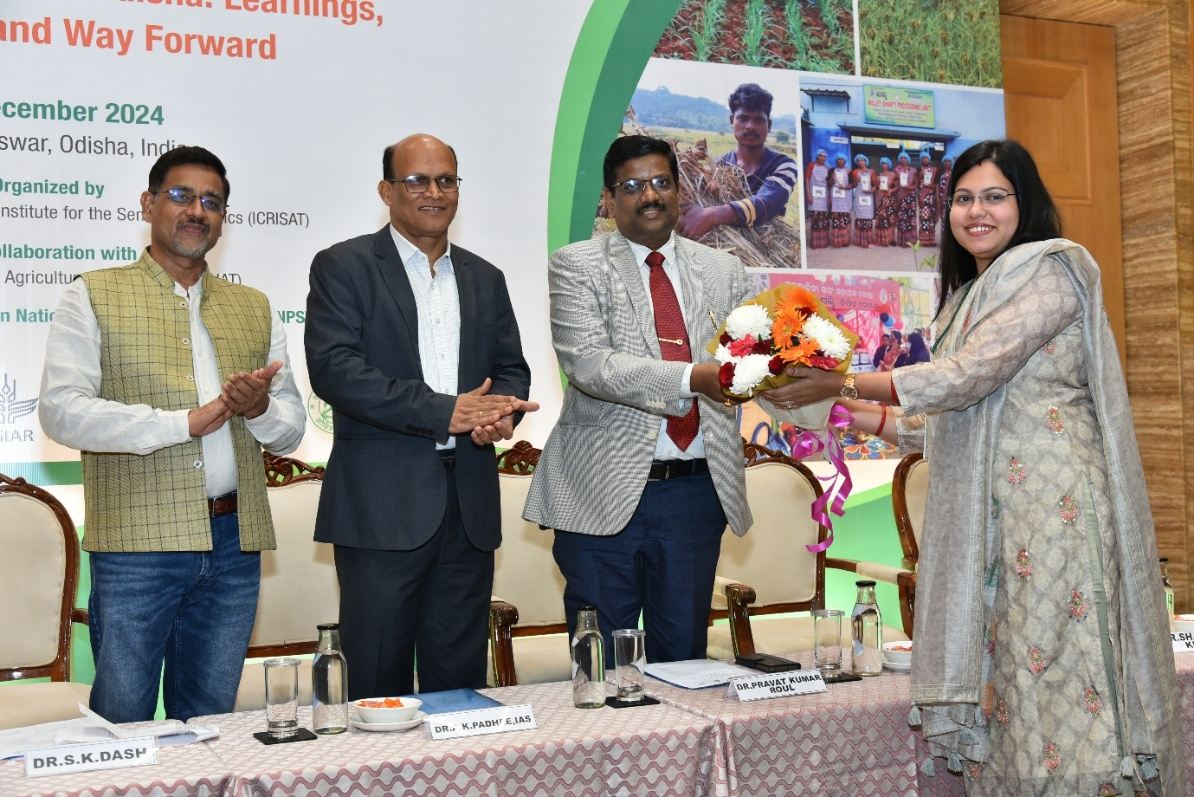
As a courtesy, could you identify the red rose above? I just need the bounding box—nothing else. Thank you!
[718,362,735,388]
[768,356,785,375]
[719,332,732,346]
[752,338,773,355]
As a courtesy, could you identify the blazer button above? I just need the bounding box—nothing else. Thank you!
[193,460,203,469]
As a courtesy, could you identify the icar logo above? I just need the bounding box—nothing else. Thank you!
[0,372,38,442]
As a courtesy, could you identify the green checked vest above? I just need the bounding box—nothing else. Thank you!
[79,251,276,552]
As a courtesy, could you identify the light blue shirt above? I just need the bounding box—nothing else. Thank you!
[390,226,460,449]
[626,234,705,460]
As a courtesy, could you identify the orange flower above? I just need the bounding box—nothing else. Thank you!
[772,306,806,344]
[777,336,819,364]
[774,284,818,317]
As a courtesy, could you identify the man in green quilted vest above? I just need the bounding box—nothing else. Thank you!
[39,146,306,722]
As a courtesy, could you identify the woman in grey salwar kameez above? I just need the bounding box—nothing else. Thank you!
[763,140,1183,795]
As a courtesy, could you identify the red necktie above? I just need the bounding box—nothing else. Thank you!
[646,250,699,451]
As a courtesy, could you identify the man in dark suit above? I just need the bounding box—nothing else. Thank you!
[305,134,535,698]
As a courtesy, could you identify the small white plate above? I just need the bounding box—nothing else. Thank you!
[882,660,911,672]
[350,710,427,732]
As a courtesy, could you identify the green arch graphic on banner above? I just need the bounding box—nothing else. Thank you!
[546,0,682,254]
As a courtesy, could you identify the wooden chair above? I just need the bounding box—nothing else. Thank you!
[487,441,571,687]
[707,444,910,662]
[0,473,91,729]
[233,454,335,710]
[888,452,929,634]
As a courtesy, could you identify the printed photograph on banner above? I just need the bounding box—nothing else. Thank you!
[601,57,802,269]
[857,0,1002,88]
[654,0,855,75]
[737,270,939,459]
[800,75,1005,273]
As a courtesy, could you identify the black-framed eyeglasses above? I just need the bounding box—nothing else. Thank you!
[386,174,463,194]
[153,186,226,213]
[609,174,676,197]
[947,191,1016,209]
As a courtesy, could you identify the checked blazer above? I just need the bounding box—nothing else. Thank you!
[523,231,754,538]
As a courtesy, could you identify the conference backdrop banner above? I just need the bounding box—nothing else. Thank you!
[1,0,1003,507]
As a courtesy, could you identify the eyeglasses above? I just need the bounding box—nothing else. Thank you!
[153,186,226,213]
[948,191,1016,209]
[609,175,676,197]
[387,174,463,194]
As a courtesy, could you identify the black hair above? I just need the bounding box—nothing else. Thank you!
[382,139,458,181]
[147,146,229,201]
[602,135,679,189]
[936,139,1062,316]
[908,331,929,359]
[728,83,773,118]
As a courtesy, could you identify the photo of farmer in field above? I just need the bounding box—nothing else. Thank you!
[600,58,803,270]
[655,0,855,75]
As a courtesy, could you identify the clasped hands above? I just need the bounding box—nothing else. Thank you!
[690,362,844,410]
[451,378,540,446]
[188,360,284,437]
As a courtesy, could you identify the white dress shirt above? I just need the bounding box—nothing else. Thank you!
[625,234,706,460]
[39,271,306,497]
[389,226,461,449]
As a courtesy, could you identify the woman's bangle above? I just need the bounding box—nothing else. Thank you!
[875,404,888,437]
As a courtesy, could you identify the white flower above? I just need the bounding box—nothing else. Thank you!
[714,344,734,365]
[802,315,850,360]
[730,353,773,395]
[724,304,771,340]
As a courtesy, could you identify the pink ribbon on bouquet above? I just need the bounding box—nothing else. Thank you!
[788,404,854,553]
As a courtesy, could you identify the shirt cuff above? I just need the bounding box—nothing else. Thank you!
[679,363,696,398]
[167,409,193,443]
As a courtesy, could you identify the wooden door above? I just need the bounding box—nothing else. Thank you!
[999,15,1125,356]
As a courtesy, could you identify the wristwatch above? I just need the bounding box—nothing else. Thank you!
[840,373,858,400]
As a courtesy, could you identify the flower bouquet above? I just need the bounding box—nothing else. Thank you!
[707,284,857,400]
[706,284,859,551]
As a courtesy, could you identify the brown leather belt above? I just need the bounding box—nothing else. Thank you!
[207,492,238,517]
[647,459,709,481]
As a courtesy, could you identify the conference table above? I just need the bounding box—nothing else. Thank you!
[5,653,1193,796]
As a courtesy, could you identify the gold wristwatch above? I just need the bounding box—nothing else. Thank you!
[840,373,858,400]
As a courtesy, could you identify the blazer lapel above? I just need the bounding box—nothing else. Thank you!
[608,232,661,357]
[454,247,478,385]
[371,227,422,367]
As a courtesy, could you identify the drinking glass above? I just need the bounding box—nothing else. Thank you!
[812,609,843,674]
[263,657,300,739]
[612,629,646,702]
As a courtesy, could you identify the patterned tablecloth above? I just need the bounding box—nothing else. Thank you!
[644,655,963,797]
[3,654,1191,796]
[0,723,232,797]
[204,681,727,797]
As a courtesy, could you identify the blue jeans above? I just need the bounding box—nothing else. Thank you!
[552,470,727,663]
[88,513,260,722]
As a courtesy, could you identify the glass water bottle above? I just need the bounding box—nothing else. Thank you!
[571,606,606,708]
[851,580,883,677]
[312,622,349,734]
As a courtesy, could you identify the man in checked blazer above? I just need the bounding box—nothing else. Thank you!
[306,134,536,698]
[524,135,754,663]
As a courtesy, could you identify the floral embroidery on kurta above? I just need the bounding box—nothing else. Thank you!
[1007,457,1025,485]
[1083,685,1103,716]
[1042,741,1060,770]
[1042,341,1056,354]
[1058,494,1079,524]
[1014,549,1033,578]
[995,697,1009,727]
[1046,406,1064,434]
[1027,646,1047,675]
[1069,589,1089,621]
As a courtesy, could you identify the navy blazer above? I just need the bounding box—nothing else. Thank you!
[305,227,530,551]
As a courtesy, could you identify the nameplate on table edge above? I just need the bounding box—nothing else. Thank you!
[425,705,536,740]
[1172,631,1194,654]
[728,670,827,701]
[25,736,157,778]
